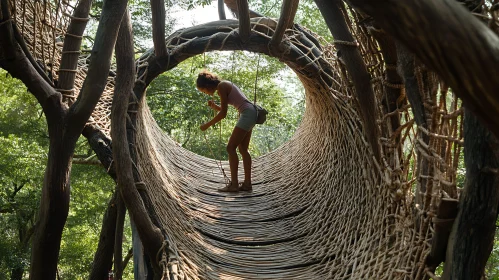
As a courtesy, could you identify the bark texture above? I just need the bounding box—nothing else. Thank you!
[443,109,499,279]
[236,0,251,42]
[150,0,167,57]
[89,194,117,280]
[314,0,381,161]
[111,9,164,278]
[270,0,299,51]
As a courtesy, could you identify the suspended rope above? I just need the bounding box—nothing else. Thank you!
[253,53,261,104]
[202,131,229,183]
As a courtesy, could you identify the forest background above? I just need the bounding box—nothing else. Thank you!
[0,0,498,279]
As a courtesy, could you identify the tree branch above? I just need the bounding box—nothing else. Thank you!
[122,248,133,271]
[0,0,16,59]
[114,192,126,280]
[58,0,92,103]
[314,0,381,161]
[236,0,251,42]
[270,0,299,51]
[66,0,128,140]
[82,124,116,179]
[218,0,226,20]
[12,24,54,87]
[0,1,63,121]
[223,0,263,17]
[150,0,167,57]
[111,8,164,278]
[89,193,117,280]
[72,158,102,165]
[443,109,499,279]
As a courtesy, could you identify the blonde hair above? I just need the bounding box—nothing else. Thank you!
[196,70,221,89]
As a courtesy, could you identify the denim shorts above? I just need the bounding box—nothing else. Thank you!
[236,107,257,131]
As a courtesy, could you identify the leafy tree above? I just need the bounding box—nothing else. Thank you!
[0,70,132,279]
[0,71,46,279]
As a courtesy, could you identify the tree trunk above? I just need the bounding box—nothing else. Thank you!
[112,9,164,278]
[0,6,71,278]
[150,0,167,57]
[30,121,74,279]
[114,193,126,279]
[11,267,23,280]
[218,0,226,20]
[89,193,117,280]
[314,0,380,161]
[443,108,499,279]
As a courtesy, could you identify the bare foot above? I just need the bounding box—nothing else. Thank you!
[218,181,239,192]
[239,182,252,192]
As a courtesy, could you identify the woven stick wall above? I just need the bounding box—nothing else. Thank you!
[129,18,462,279]
[9,1,464,279]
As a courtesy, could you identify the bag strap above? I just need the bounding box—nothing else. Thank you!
[253,54,261,105]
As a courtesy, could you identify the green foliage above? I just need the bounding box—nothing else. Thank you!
[177,0,212,10]
[486,224,499,279]
[0,71,46,278]
[247,0,333,41]
[88,0,176,51]
[0,70,129,278]
[58,164,118,279]
[295,0,333,41]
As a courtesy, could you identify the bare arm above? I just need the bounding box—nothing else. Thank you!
[201,81,231,130]
[208,100,221,111]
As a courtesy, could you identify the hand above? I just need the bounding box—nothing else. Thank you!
[207,100,214,108]
[200,123,210,131]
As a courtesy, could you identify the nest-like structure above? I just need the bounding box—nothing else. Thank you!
[10,1,465,279]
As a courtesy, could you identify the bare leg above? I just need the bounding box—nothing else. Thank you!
[219,126,248,192]
[238,129,253,191]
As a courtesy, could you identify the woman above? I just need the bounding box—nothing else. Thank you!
[197,70,256,192]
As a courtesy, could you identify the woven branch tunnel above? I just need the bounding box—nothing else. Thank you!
[130,19,438,279]
[5,1,467,279]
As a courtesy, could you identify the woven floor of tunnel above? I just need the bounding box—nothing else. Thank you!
[9,1,465,279]
[136,93,417,279]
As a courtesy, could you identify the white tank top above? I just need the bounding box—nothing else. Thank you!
[226,83,253,113]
